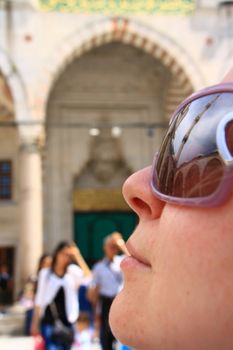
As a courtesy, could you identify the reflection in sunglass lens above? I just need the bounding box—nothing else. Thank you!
[225,121,233,156]
[153,92,233,198]
[183,163,200,197]
[201,157,224,196]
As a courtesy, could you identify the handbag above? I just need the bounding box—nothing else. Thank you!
[50,301,74,346]
[34,335,45,350]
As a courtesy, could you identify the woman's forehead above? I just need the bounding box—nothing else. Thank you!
[222,68,233,83]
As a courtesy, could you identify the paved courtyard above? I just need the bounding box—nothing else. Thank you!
[0,336,102,350]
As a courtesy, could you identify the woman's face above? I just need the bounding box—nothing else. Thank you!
[109,166,233,350]
[56,247,71,268]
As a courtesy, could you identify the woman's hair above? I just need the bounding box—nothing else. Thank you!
[37,253,51,274]
[51,240,73,272]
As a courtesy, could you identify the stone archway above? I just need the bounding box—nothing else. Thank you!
[43,40,173,246]
[41,17,206,249]
[34,17,205,123]
[0,48,29,125]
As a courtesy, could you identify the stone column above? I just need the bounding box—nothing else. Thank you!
[19,138,43,283]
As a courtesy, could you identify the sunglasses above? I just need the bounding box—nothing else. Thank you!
[151,82,233,207]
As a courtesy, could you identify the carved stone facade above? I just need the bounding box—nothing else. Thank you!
[0,0,233,291]
[44,43,170,245]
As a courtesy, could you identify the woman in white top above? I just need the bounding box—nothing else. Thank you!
[31,241,91,350]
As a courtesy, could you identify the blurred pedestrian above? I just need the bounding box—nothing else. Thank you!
[20,253,52,335]
[74,311,95,349]
[0,263,12,313]
[31,241,91,350]
[87,232,128,350]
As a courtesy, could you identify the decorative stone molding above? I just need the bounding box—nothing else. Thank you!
[73,188,129,211]
[87,125,127,184]
[39,0,195,14]
[34,17,205,122]
[19,134,45,154]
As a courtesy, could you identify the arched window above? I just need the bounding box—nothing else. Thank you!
[201,157,223,196]
[173,172,183,197]
[184,164,200,197]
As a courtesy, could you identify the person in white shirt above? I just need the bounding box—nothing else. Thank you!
[74,311,95,350]
[31,240,91,350]
[88,232,128,350]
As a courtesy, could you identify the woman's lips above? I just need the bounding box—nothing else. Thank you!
[120,256,151,271]
[120,241,152,270]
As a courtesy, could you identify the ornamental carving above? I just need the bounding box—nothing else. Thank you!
[39,0,194,14]
[87,123,129,184]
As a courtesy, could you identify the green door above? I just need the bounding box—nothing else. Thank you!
[74,211,138,266]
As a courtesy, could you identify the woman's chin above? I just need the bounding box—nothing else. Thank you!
[109,293,128,343]
[110,280,153,350]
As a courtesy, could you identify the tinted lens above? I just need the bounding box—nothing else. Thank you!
[153,92,233,198]
[225,120,233,156]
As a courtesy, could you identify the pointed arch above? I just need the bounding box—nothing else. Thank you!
[34,17,205,122]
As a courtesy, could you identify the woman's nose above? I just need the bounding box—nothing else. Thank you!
[122,166,165,220]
